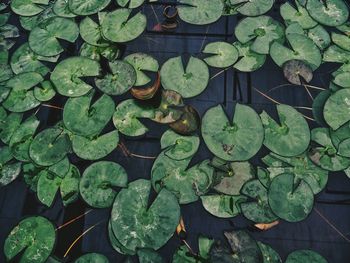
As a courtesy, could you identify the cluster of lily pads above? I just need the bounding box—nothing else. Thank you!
[1,0,350,262]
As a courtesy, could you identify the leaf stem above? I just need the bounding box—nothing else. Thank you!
[56,209,93,231]
[118,142,156,160]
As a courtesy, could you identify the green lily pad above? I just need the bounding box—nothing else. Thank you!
[201,194,246,218]
[9,115,40,162]
[29,127,71,166]
[306,0,349,27]
[280,1,317,29]
[203,41,239,68]
[232,41,266,72]
[37,165,80,207]
[11,43,58,76]
[178,0,223,25]
[0,49,13,83]
[4,216,55,263]
[117,0,145,9]
[307,25,331,51]
[257,242,282,263]
[323,88,350,130]
[333,66,350,88]
[101,8,146,43]
[161,56,209,98]
[323,45,350,64]
[285,250,328,263]
[110,179,180,252]
[124,53,159,86]
[173,236,213,263]
[0,146,22,187]
[268,173,314,222]
[113,99,155,137]
[0,23,19,50]
[53,0,76,18]
[29,17,79,57]
[63,91,115,137]
[19,4,56,31]
[160,129,199,161]
[260,104,310,157]
[80,42,120,62]
[313,90,331,126]
[74,253,109,263]
[212,160,256,195]
[72,130,119,160]
[309,128,350,171]
[270,33,322,70]
[80,161,128,208]
[11,0,49,16]
[95,60,136,95]
[108,220,135,255]
[0,111,23,144]
[229,0,274,16]
[264,152,328,194]
[51,56,101,97]
[330,124,350,157]
[138,249,164,263]
[283,60,313,85]
[80,16,109,47]
[48,157,70,179]
[240,179,278,223]
[152,152,214,204]
[0,13,10,26]
[68,0,110,15]
[153,90,184,124]
[332,32,350,52]
[235,16,285,55]
[34,80,56,102]
[202,104,264,161]
[2,72,43,112]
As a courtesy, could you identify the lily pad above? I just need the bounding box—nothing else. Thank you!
[0,49,13,83]
[0,146,22,187]
[323,88,350,130]
[95,60,136,95]
[80,42,120,62]
[53,0,76,18]
[68,0,110,15]
[29,127,71,166]
[11,0,49,16]
[160,56,209,98]
[0,111,23,144]
[178,0,224,25]
[117,0,145,9]
[2,72,43,112]
[29,17,79,57]
[280,1,317,29]
[113,99,154,137]
[313,90,331,126]
[51,56,101,97]
[0,24,19,50]
[203,41,239,68]
[227,0,274,16]
[323,45,350,64]
[260,104,310,157]
[124,53,159,87]
[233,41,266,72]
[169,105,201,135]
[332,32,350,52]
[306,0,349,27]
[63,91,115,137]
[268,173,314,222]
[10,43,58,76]
[34,80,56,102]
[307,25,331,51]
[4,216,55,263]
[201,195,246,218]
[202,104,264,161]
[37,165,80,207]
[110,179,180,252]
[80,161,128,208]
[160,129,200,161]
[72,130,119,160]
[153,90,184,124]
[9,115,40,162]
[235,16,285,55]
[75,254,109,263]
[270,33,322,70]
[212,160,256,195]
[137,249,164,263]
[285,250,328,263]
[330,124,350,157]
[283,60,313,85]
[80,16,109,47]
[257,242,282,263]
[19,5,56,31]
[101,8,146,43]
[240,179,278,223]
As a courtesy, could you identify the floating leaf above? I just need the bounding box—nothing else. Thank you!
[235,16,285,55]
[0,146,22,187]
[117,0,145,9]
[260,104,310,157]
[228,0,274,16]
[74,253,110,263]
[202,104,264,161]
[285,250,328,263]
[203,41,239,68]
[79,42,120,62]
[68,0,110,15]
[268,173,314,222]
[34,80,56,102]
[257,242,282,263]
[110,179,180,253]
[201,195,246,218]
[4,216,55,263]
[280,1,317,29]
[80,161,127,208]
[153,90,183,124]
[283,60,313,85]
[53,0,76,18]
[169,105,200,135]
[79,16,109,47]
[178,0,224,25]
[160,56,209,98]
[11,0,50,16]
[233,41,266,72]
